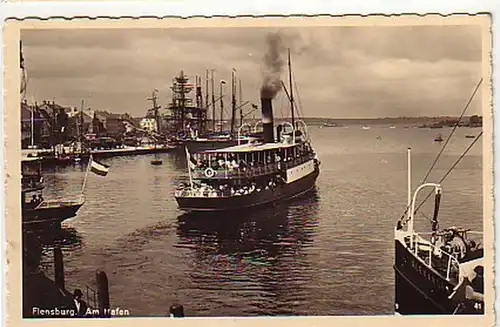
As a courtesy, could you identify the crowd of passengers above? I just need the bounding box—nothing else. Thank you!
[194,144,315,172]
[175,175,286,198]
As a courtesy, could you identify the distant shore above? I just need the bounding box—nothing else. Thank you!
[227,116,483,127]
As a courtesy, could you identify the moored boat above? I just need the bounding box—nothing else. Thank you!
[22,157,84,230]
[394,148,483,314]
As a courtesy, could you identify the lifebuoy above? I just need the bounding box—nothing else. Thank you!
[204,168,215,178]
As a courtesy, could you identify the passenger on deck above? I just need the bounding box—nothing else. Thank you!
[471,266,484,293]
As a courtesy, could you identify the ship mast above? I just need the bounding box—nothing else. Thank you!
[80,99,84,143]
[239,78,243,127]
[211,70,216,132]
[288,48,295,128]
[148,89,160,135]
[230,69,237,136]
[205,69,209,131]
[219,80,225,133]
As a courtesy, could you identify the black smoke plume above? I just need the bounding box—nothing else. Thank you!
[260,32,286,99]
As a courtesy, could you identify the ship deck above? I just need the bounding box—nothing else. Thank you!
[201,141,298,153]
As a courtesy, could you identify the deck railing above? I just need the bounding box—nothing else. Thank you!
[409,234,461,282]
[192,155,315,180]
[85,285,98,309]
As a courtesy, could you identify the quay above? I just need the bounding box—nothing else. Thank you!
[23,226,111,318]
[22,144,177,165]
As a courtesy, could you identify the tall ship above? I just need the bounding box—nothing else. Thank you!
[394,79,484,315]
[165,70,259,153]
[174,48,320,212]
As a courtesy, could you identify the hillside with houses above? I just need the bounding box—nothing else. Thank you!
[20,99,164,150]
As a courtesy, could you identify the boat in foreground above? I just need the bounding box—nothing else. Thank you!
[22,157,85,230]
[394,148,483,315]
[175,48,320,212]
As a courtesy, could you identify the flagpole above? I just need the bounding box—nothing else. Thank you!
[185,147,194,190]
[81,154,93,196]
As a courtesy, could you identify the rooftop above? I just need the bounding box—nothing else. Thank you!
[202,141,298,154]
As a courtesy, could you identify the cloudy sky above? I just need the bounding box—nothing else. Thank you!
[21,25,483,119]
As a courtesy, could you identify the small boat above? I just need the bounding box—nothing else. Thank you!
[362,125,371,130]
[22,157,84,229]
[394,148,483,314]
[150,157,163,165]
[434,134,443,142]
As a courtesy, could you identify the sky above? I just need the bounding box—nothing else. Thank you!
[21,25,483,119]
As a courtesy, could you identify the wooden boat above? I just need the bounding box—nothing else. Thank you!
[434,134,443,142]
[22,157,84,230]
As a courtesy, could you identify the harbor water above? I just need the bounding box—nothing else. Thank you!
[40,126,483,316]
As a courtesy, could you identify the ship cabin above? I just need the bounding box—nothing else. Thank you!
[180,134,316,199]
[194,140,313,178]
[21,157,45,209]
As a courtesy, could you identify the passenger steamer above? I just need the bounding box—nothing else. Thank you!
[394,148,484,315]
[175,50,320,212]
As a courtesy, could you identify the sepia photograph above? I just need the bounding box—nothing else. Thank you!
[3,14,493,324]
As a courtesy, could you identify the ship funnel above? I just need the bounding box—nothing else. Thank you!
[261,97,274,143]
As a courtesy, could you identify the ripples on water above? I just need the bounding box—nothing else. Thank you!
[39,126,484,316]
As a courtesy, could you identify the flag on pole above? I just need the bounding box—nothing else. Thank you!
[90,157,110,177]
[184,146,197,170]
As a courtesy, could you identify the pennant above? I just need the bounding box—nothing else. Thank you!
[90,158,109,177]
[184,147,197,170]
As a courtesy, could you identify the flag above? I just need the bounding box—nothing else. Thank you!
[184,146,197,170]
[90,158,109,177]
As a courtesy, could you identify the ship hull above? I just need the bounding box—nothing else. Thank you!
[182,139,239,153]
[23,202,83,227]
[176,167,319,212]
[394,239,482,315]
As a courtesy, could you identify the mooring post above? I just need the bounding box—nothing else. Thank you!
[169,304,185,317]
[96,270,110,317]
[53,246,65,290]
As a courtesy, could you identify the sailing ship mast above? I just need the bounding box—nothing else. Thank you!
[211,70,216,132]
[219,80,225,133]
[239,78,243,127]
[230,69,237,136]
[30,100,35,147]
[205,69,210,130]
[147,89,161,139]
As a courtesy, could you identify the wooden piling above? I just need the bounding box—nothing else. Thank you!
[53,246,65,290]
[96,270,110,317]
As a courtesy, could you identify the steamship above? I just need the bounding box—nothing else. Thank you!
[394,147,484,315]
[174,49,320,212]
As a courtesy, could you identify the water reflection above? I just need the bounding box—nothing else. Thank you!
[175,189,321,315]
[24,226,83,273]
